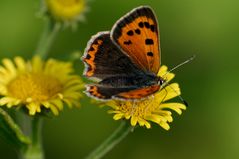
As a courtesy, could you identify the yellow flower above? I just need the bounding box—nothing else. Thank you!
[105,65,186,130]
[0,56,84,116]
[44,0,89,24]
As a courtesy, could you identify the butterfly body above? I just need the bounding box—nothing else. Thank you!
[82,6,164,100]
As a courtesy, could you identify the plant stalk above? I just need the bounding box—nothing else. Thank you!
[19,117,44,159]
[85,121,133,159]
[34,18,61,59]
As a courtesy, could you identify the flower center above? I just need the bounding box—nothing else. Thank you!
[7,73,63,102]
[56,0,83,6]
[119,99,156,117]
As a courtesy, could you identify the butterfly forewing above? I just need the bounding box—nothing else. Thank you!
[82,32,142,80]
[111,6,160,74]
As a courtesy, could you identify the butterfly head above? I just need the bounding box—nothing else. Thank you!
[157,76,165,86]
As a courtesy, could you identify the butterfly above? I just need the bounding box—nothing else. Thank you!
[82,6,165,100]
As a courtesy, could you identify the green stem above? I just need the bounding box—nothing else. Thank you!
[34,18,61,59]
[19,117,44,159]
[31,117,43,148]
[85,121,133,159]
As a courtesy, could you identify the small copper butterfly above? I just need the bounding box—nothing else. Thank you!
[82,6,165,100]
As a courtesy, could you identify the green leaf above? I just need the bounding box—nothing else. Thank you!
[0,108,31,149]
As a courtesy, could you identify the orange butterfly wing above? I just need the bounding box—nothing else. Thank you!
[111,6,160,74]
[115,85,160,99]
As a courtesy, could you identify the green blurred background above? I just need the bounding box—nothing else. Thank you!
[0,0,239,158]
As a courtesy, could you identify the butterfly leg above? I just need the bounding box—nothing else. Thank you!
[160,87,168,105]
[144,95,154,113]
[130,100,137,116]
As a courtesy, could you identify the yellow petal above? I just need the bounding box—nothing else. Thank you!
[0,85,7,95]
[108,110,121,114]
[164,114,173,122]
[159,121,170,130]
[164,73,175,83]
[113,113,124,120]
[63,92,82,99]
[138,118,145,126]
[49,105,59,115]
[57,93,64,99]
[156,83,181,102]
[41,101,50,108]
[36,103,41,113]
[125,113,131,120]
[144,121,151,129]
[50,99,64,110]
[157,65,175,82]
[160,103,186,115]
[138,118,151,128]
[0,97,17,106]
[155,110,172,116]
[106,100,119,109]
[64,84,84,92]
[2,58,16,75]
[14,56,26,72]
[62,98,73,108]
[6,99,20,107]
[145,114,161,124]
[27,103,38,115]
[157,65,168,76]
[64,78,84,88]
[130,116,138,126]
[0,66,8,75]
[32,56,43,72]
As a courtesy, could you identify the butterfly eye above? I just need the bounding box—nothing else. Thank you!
[159,79,164,85]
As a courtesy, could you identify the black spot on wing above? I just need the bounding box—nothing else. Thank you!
[124,40,132,45]
[135,29,141,34]
[138,22,144,28]
[150,25,155,32]
[147,52,154,57]
[87,66,93,71]
[145,39,154,45]
[127,30,134,36]
[85,54,91,59]
[89,47,95,51]
[89,90,94,94]
[144,22,150,28]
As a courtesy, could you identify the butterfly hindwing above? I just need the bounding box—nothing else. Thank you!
[85,84,160,100]
[114,85,160,99]
[82,32,142,80]
[85,85,136,100]
[111,6,160,74]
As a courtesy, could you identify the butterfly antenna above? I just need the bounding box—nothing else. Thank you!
[163,82,189,107]
[162,55,196,79]
[160,55,195,106]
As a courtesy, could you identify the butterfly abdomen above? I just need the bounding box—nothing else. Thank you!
[99,74,158,88]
